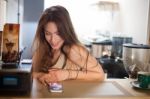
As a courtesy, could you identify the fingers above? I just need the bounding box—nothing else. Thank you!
[48,71,58,82]
[38,73,58,86]
[38,75,47,86]
[38,74,51,85]
[48,69,69,81]
[37,69,63,86]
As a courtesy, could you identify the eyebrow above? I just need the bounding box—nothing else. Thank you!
[44,30,51,33]
[44,30,59,34]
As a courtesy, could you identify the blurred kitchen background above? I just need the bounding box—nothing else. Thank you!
[0,0,150,78]
[0,0,150,58]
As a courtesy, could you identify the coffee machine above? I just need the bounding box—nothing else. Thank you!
[0,24,32,94]
[98,37,132,78]
[123,43,150,78]
[91,40,112,59]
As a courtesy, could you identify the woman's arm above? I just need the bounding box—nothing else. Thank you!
[32,45,104,84]
[44,45,104,82]
[48,68,104,81]
[67,45,105,81]
[46,45,104,82]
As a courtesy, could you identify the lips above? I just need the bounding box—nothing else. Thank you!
[52,44,58,48]
[50,42,59,49]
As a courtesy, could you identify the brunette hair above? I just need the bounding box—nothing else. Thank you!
[32,5,89,72]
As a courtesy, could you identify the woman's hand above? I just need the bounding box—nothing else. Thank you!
[38,69,69,85]
[48,69,69,81]
[38,73,57,86]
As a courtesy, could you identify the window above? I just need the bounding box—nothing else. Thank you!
[44,0,120,42]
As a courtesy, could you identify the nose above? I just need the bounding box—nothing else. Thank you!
[50,34,55,43]
[52,35,55,42]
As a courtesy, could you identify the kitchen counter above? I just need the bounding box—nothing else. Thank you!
[0,78,149,99]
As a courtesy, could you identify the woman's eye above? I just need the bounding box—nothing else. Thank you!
[45,31,51,35]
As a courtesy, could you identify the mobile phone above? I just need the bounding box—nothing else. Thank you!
[48,83,63,93]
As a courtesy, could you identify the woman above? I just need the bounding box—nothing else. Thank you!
[32,5,104,85]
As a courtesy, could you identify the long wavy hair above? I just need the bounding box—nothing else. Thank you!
[32,5,90,72]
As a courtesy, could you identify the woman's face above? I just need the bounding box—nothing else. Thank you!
[44,22,64,50]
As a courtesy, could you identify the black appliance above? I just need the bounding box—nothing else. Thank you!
[99,37,132,78]
[0,63,32,94]
[100,57,128,78]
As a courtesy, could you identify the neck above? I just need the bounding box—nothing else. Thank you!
[51,49,62,66]
[53,49,60,54]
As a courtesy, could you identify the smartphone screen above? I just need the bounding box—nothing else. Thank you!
[48,83,63,93]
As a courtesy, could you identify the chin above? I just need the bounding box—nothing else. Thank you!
[51,43,63,50]
[52,46,60,50]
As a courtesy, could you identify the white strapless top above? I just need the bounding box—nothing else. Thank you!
[52,53,65,69]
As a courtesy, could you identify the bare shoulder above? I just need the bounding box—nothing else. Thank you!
[67,44,91,64]
[69,44,88,57]
[67,44,101,70]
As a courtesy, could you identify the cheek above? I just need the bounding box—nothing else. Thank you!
[45,34,54,40]
[57,37,64,48]
[56,36,64,43]
[45,36,50,42]
[60,36,64,42]
[60,39,64,46]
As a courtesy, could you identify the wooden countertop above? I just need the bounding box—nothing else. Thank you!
[0,78,150,99]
